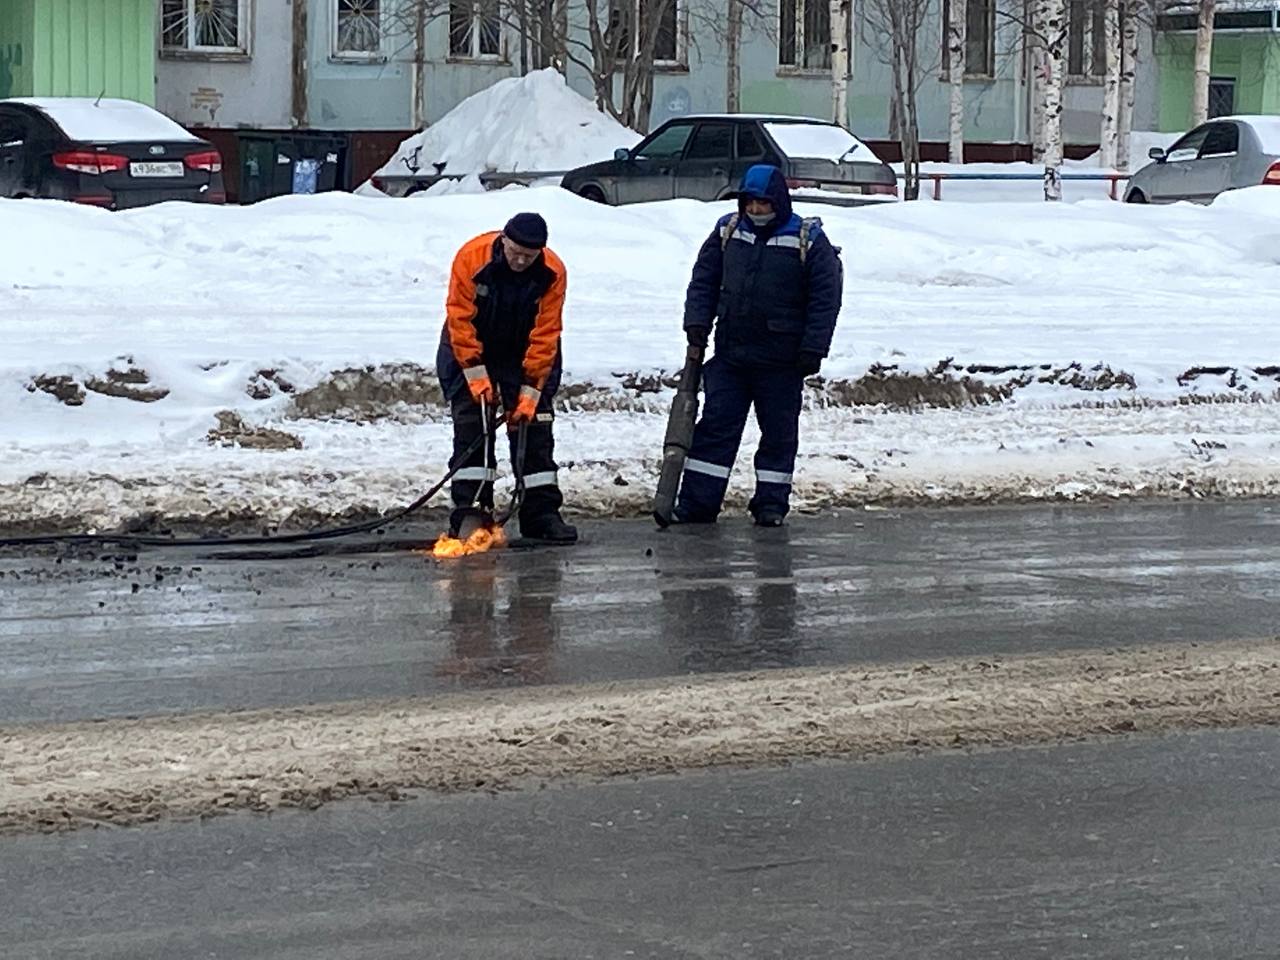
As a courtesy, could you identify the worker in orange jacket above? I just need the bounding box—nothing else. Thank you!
[436,213,577,543]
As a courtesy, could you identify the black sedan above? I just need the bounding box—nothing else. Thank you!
[0,97,225,209]
[561,114,898,206]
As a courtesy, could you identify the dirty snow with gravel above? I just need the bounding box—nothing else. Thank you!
[5,638,1279,834]
[2,181,1279,530]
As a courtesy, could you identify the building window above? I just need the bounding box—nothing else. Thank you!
[161,0,250,54]
[1157,8,1275,31]
[449,0,503,59]
[335,0,382,59]
[1208,77,1236,118]
[1067,0,1107,79]
[779,0,831,71]
[608,0,686,67]
[648,0,682,64]
[941,0,995,78]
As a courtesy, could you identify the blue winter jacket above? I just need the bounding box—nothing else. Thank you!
[682,164,842,367]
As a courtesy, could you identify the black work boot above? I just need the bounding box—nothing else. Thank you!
[520,512,578,544]
[449,506,492,539]
[753,510,785,528]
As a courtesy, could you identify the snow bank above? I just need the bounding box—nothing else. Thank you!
[1,188,1279,528]
[5,188,1278,386]
[372,69,641,182]
[1212,184,1280,215]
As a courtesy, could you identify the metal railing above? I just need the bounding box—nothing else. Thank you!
[902,171,1132,201]
[372,170,573,196]
[373,169,1133,201]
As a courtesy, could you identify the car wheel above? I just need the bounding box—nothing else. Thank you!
[579,185,607,204]
[1126,190,1148,204]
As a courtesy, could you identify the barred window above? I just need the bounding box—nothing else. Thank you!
[336,0,382,58]
[779,0,831,70]
[161,0,249,54]
[450,0,503,59]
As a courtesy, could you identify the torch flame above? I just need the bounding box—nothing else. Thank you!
[431,524,507,559]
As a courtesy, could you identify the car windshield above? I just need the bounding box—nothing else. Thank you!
[763,122,867,162]
[5,97,198,142]
[634,123,695,160]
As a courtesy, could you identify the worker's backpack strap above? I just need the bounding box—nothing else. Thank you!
[799,217,818,265]
[719,213,742,252]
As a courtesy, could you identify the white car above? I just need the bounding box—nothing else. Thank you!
[1125,115,1280,204]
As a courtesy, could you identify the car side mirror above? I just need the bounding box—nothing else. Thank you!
[614,147,631,162]
[1149,147,1167,163]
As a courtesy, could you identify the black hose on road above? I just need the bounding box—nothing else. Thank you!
[0,415,509,551]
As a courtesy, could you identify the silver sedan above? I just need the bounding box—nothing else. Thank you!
[1125,115,1280,204]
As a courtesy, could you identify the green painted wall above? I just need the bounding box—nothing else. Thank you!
[1157,33,1280,131]
[0,0,37,99]
[1266,38,1280,115]
[0,0,154,103]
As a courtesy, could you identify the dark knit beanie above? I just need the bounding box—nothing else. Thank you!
[503,212,548,249]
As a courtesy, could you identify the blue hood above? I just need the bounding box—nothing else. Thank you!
[735,164,793,224]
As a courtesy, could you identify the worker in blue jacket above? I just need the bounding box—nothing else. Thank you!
[674,164,843,527]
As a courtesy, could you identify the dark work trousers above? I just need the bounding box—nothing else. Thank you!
[446,375,562,533]
[675,355,804,521]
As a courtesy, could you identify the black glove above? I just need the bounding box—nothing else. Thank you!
[796,352,823,377]
[686,327,709,349]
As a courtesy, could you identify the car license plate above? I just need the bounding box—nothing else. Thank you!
[129,161,184,178]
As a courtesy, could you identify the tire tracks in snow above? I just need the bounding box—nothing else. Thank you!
[2,638,1279,836]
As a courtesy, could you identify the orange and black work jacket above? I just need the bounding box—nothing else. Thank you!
[442,232,567,392]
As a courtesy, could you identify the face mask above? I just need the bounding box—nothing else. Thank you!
[747,211,775,227]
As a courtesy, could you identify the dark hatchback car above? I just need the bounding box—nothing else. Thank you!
[0,97,225,209]
[561,114,898,206]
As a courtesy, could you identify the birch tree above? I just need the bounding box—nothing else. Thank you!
[1040,0,1068,200]
[1005,0,1067,197]
[726,0,743,110]
[1099,0,1120,168]
[863,0,937,199]
[1191,0,1215,125]
[947,0,966,162]
[831,0,852,125]
[1116,0,1138,170]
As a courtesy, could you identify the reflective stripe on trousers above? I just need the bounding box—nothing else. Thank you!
[683,458,732,480]
[522,470,558,489]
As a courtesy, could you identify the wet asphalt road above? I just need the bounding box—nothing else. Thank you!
[2,501,1280,726]
[5,726,1280,959]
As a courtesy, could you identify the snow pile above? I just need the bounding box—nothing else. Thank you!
[1213,184,1280,215]
[372,69,641,181]
[4,189,1278,385]
[1,188,1279,528]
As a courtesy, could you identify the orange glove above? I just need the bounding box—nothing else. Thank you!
[511,385,540,424]
[464,365,492,405]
